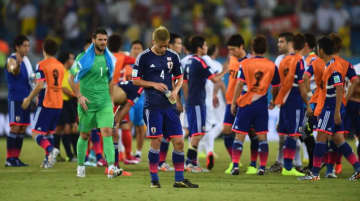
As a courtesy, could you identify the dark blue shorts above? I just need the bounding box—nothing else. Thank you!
[232,97,268,135]
[316,104,345,135]
[223,104,235,126]
[344,100,360,135]
[8,100,30,126]
[278,100,304,136]
[32,106,62,135]
[186,104,206,137]
[144,107,182,139]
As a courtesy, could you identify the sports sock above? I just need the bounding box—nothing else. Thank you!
[114,143,119,167]
[338,142,360,172]
[71,133,79,154]
[35,134,53,155]
[47,135,55,147]
[357,143,360,160]
[294,139,302,167]
[250,135,259,167]
[283,137,296,170]
[186,146,198,166]
[62,134,74,159]
[277,135,285,164]
[122,129,132,160]
[148,148,160,182]
[224,133,234,159]
[91,129,103,161]
[15,134,25,158]
[312,142,327,176]
[159,138,169,167]
[304,135,315,168]
[327,141,337,174]
[6,133,17,159]
[232,139,243,168]
[102,136,115,165]
[172,151,185,182]
[54,133,61,149]
[76,137,88,165]
[258,141,268,170]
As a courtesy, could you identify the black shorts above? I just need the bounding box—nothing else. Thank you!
[57,99,77,126]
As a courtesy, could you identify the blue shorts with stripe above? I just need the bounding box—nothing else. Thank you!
[8,100,30,126]
[232,96,268,135]
[186,104,206,137]
[316,103,345,135]
[277,99,304,136]
[144,107,182,139]
[223,104,235,126]
[344,100,360,135]
[32,106,62,135]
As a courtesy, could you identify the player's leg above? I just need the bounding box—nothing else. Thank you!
[62,123,74,161]
[6,125,21,167]
[247,129,258,173]
[223,104,235,161]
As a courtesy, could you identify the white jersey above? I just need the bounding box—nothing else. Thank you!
[180,54,192,73]
[274,54,285,68]
[354,63,360,75]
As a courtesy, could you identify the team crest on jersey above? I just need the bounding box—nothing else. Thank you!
[15,116,20,122]
[167,57,173,70]
[132,69,138,78]
[151,127,157,134]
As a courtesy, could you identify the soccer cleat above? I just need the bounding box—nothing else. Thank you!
[77,165,86,178]
[158,163,174,172]
[349,171,360,181]
[206,152,214,170]
[97,158,107,167]
[231,167,240,175]
[5,158,18,167]
[225,162,233,174]
[107,165,122,179]
[173,179,199,188]
[185,164,203,173]
[281,168,305,176]
[105,167,132,176]
[297,173,320,181]
[269,161,282,173]
[257,168,265,176]
[135,154,141,162]
[150,180,161,188]
[40,159,52,169]
[246,166,257,175]
[335,163,342,174]
[295,166,305,173]
[48,148,60,166]
[325,172,337,178]
[15,158,28,167]
[84,161,97,167]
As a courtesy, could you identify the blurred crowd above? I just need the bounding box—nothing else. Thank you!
[0,0,360,70]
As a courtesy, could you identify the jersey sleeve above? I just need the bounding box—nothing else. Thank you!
[183,64,189,82]
[346,64,357,81]
[237,65,245,82]
[35,64,45,82]
[271,66,280,87]
[118,81,141,105]
[295,59,305,84]
[171,54,182,80]
[329,71,343,86]
[132,54,144,80]
[304,64,314,78]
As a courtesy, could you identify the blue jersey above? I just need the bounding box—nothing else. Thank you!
[5,54,32,101]
[286,58,305,103]
[118,80,143,105]
[132,48,182,109]
[184,55,215,105]
[324,59,343,106]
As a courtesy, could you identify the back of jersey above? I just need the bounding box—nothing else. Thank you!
[38,57,65,109]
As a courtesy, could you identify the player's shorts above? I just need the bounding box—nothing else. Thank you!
[144,107,182,139]
[277,100,304,137]
[57,99,77,126]
[130,94,145,126]
[344,100,360,135]
[8,100,30,126]
[315,104,345,135]
[113,105,130,124]
[186,104,206,137]
[232,97,268,135]
[32,106,62,135]
[78,105,114,133]
[224,104,235,126]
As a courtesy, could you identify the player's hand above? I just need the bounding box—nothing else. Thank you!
[78,95,90,111]
[15,52,23,65]
[213,95,219,108]
[21,97,31,109]
[334,112,342,125]
[153,83,168,92]
[269,101,275,110]
[231,103,237,116]
[306,105,313,117]
[176,102,183,113]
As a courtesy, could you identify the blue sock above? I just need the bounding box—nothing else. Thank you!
[114,143,119,166]
[338,142,360,172]
[258,141,268,170]
[148,149,160,182]
[312,142,327,176]
[47,135,55,147]
[284,137,296,171]
[232,140,243,168]
[159,138,169,167]
[186,146,197,166]
[172,151,185,182]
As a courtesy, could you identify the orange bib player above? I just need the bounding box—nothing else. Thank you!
[21,39,64,168]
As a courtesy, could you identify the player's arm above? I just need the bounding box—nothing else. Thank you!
[7,57,21,75]
[270,66,280,109]
[114,102,132,127]
[334,73,344,125]
[303,65,314,94]
[22,80,44,109]
[345,65,360,102]
[68,65,90,111]
[231,79,244,115]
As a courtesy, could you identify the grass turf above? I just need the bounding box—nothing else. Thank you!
[0,138,359,201]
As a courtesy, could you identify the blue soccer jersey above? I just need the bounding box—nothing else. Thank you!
[324,60,344,106]
[117,80,143,105]
[132,48,182,109]
[184,55,215,105]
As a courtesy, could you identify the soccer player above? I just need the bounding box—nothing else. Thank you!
[133,26,198,188]
[183,35,219,172]
[274,34,311,177]
[299,36,360,181]
[230,35,280,176]
[5,35,33,167]
[270,32,295,173]
[55,51,77,162]
[71,28,121,178]
[21,39,64,168]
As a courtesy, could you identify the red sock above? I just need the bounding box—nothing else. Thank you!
[122,129,132,160]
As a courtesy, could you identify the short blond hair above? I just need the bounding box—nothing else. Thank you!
[152,26,170,42]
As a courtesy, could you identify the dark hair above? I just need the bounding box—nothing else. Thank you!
[131,40,144,49]
[43,39,58,56]
[252,35,267,54]
[57,51,72,64]
[318,36,334,55]
[191,35,205,53]
[304,33,316,49]
[108,34,122,52]
[207,45,217,56]
[293,33,305,51]
[85,36,92,45]
[278,32,294,42]
[13,35,29,49]
[170,33,181,44]
[226,34,244,47]
[92,28,107,39]
[183,35,193,52]
[329,33,342,53]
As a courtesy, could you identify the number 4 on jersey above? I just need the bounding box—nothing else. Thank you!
[160,70,164,80]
